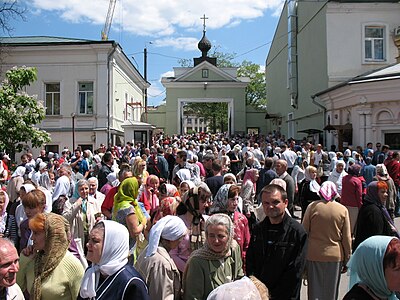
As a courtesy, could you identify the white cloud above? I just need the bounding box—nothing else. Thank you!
[161,71,174,78]
[32,0,284,39]
[152,37,198,51]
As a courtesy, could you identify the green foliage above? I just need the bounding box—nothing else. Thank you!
[184,102,228,133]
[238,60,267,108]
[0,66,51,159]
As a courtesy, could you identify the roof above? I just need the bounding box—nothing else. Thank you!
[313,63,400,97]
[0,36,113,46]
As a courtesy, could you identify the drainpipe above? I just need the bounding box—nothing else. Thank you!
[311,95,327,146]
[107,43,117,146]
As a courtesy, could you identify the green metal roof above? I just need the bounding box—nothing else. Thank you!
[0,36,113,46]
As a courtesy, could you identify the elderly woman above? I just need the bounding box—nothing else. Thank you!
[170,183,212,273]
[113,177,147,262]
[183,213,244,299]
[298,166,320,221]
[353,181,399,251]
[78,220,149,300]
[6,166,26,203]
[136,215,187,299]
[302,181,352,300]
[328,160,347,197]
[375,164,397,219]
[62,179,102,248]
[17,212,84,299]
[211,184,250,268]
[344,236,400,300]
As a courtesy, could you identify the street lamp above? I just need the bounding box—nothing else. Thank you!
[71,113,76,151]
[144,41,153,123]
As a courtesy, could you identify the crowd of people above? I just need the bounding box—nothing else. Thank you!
[0,132,399,300]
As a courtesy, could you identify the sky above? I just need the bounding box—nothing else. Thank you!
[9,0,285,106]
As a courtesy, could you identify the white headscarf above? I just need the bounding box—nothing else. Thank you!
[207,276,262,300]
[176,169,191,182]
[79,220,129,298]
[11,166,26,178]
[21,183,36,194]
[146,215,187,257]
[304,167,320,193]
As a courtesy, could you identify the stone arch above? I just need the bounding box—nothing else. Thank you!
[375,109,393,123]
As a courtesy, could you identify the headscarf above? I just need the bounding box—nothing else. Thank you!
[159,197,180,217]
[210,184,232,214]
[223,173,237,184]
[176,169,191,182]
[319,181,337,201]
[31,213,70,300]
[347,236,398,300]
[180,180,195,191]
[304,167,320,193]
[80,220,129,298]
[242,169,257,192]
[146,215,187,257]
[207,276,263,300]
[21,183,36,194]
[163,184,179,198]
[106,172,119,187]
[376,164,389,176]
[112,177,145,223]
[190,213,235,261]
[11,166,26,178]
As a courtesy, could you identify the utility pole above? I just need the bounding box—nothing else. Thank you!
[144,46,148,122]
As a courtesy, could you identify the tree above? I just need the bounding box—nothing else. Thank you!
[0,66,51,160]
[238,60,267,108]
[0,0,26,34]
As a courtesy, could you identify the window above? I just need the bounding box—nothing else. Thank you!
[194,118,198,125]
[364,25,385,62]
[202,69,209,78]
[187,118,192,124]
[78,82,94,114]
[45,83,60,115]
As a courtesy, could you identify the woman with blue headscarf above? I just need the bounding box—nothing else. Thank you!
[344,236,400,300]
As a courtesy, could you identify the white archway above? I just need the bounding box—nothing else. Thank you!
[177,98,234,135]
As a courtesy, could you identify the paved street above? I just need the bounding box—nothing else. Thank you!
[299,214,400,299]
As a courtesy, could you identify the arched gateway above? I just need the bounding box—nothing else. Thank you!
[157,18,250,135]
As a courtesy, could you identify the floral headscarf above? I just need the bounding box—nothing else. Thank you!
[31,213,71,300]
[210,184,232,214]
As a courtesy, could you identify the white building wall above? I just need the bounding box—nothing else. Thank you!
[326,2,400,85]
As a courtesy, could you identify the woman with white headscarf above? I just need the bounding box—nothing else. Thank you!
[6,166,26,202]
[298,166,320,221]
[78,220,149,300]
[328,160,347,196]
[135,215,187,299]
